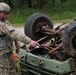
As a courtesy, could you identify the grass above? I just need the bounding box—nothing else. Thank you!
[7,1,76,27]
[12,23,24,27]
[10,11,74,27]
[8,10,75,27]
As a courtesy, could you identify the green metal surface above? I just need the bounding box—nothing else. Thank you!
[16,49,75,75]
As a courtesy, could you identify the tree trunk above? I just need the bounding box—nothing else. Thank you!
[38,0,44,9]
[61,0,68,3]
[28,0,32,8]
[8,0,12,7]
[52,0,55,7]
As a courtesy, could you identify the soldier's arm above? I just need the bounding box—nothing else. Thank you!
[10,29,32,44]
[10,29,40,46]
[6,25,40,47]
[6,25,31,44]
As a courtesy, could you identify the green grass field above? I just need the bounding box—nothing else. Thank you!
[7,4,76,27]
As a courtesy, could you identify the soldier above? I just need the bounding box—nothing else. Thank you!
[0,2,39,75]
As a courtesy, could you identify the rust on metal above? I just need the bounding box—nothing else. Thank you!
[68,58,76,75]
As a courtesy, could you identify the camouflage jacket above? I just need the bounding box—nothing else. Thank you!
[0,20,31,55]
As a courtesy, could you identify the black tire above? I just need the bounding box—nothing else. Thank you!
[62,22,76,58]
[24,13,53,42]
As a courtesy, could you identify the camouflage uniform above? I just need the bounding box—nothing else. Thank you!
[0,2,32,75]
[0,19,31,75]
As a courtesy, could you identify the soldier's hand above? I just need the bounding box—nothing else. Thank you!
[29,40,40,47]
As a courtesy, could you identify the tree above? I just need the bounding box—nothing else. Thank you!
[52,0,55,7]
[8,0,12,7]
[28,0,32,8]
[61,0,69,3]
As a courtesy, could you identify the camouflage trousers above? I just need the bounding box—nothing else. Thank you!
[0,53,16,75]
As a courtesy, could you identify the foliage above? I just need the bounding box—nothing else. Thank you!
[0,0,76,26]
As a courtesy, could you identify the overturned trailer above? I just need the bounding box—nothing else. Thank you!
[16,13,76,75]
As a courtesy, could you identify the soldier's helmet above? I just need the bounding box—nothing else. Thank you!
[0,2,10,13]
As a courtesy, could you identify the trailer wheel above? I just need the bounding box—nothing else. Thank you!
[24,13,53,43]
[62,22,76,58]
